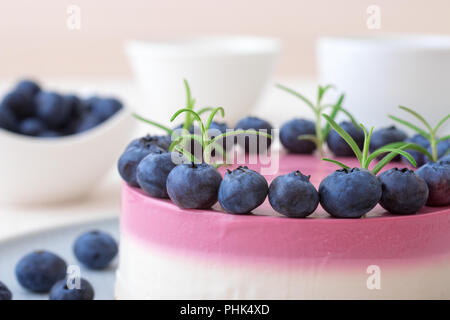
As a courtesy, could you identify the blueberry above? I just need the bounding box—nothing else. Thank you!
[280,118,316,154]
[118,145,165,187]
[137,152,177,198]
[91,98,122,121]
[0,104,18,132]
[429,138,449,160]
[327,121,364,157]
[75,114,103,133]
[19,118,46,136]
[2,90,35,119]
[208,121,227,133]
[15,79,41,99]
[235,116,273,153]
[208,121,231,153]
[38,130,61,138]
[319,168,382,218]
[218,166,268,214]
[369,126,408,161]
[126,134,172,152]
[416,159,450,206]
[401,134,430,167]
[268,171,319,217]
[440,154,450,162]
[49,278,94,300]
[74,231,118,270]
[15,250,67,292]
[64,94,83,118]
[0,281,12,300]
[35,91,72,128]
[378,168,429,215]
[166,163,222,209]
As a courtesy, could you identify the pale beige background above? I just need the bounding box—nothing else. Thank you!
[0,0,449,77]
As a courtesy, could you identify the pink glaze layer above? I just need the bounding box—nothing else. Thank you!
[121,154,450,262]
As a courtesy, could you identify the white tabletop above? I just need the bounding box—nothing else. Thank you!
[0,77,318,241]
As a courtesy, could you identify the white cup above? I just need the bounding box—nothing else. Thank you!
[317,34,450,131]
[125,36,280,128]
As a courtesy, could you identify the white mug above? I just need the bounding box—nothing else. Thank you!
[317,34,450,132]
[125,36,280,129]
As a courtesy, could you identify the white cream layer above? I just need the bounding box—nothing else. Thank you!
[116,234,450,300]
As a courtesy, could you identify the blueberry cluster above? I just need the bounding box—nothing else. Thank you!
[0,79,123,137]
[120,114,448,219]
[5,230,117,300]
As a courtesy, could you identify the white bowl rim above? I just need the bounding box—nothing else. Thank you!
[0,107,132,146]
[125,35,281,58]
[318,33,450,51]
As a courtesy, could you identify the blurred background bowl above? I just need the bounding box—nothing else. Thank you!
[317,34,450,130]
[0,108,134,205]
[125,36,280,127]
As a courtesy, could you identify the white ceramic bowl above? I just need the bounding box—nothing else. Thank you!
[317,34,450,130]
[125,36,280,127]
[0,109,134,204]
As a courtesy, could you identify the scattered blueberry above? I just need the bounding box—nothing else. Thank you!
[378,168,429,215]
[327,121,364,157]
[118,144,165,187]
[2,90,34,119]
[137,152,177,198]
[90,98,122,121]
[0,281,12,300]
[74,231,118,270]
[19,118,46,136]
[15,250,67,292]
[416,159,450,206]
[49,278,94,300]
[218,166,268,214]
[235,116,273,153]
[126,134,172,152]
[280,118,316,154]
[268,171,319,217]
[369,126,408,161]
[319,168,382,218]
[35,91,72,128]
[401,134,430,167]
[166,163,222,209]
[15,79,41,99]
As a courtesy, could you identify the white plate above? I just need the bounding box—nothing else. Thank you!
[0,218,118,300]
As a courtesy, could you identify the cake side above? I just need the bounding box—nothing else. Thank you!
[116,183,450,299]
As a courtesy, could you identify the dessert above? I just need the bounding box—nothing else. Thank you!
[116,81,450,299]
[116,154,450,299]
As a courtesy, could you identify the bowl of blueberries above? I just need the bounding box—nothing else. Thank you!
[0,79,134,204]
